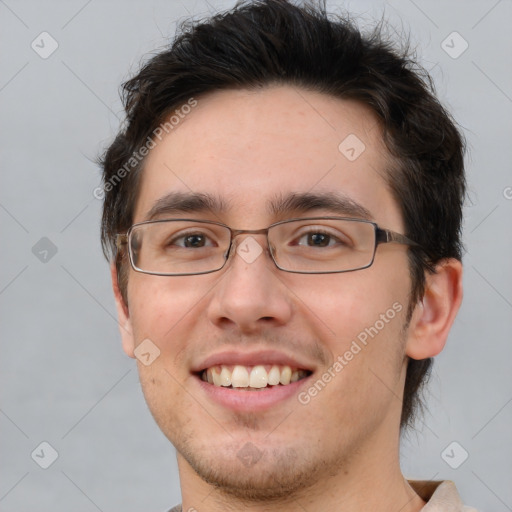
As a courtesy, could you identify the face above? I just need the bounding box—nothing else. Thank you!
[118,86,415,499]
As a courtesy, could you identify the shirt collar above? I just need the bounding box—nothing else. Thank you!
[408,480,477,511]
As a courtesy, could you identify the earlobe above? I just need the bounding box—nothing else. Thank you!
[405,259,463,360]
[110,263,136,358]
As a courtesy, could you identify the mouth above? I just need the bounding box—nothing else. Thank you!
[197,364,313,391]
[191,350,316,412]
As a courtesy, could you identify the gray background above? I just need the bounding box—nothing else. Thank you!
[1,0,511,511]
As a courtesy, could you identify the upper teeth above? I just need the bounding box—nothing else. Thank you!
[201,365,309,388]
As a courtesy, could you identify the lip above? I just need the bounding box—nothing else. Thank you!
[193,372,314,413]
[191,349,316,373]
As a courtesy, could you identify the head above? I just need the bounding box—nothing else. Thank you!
[99,0,465,499]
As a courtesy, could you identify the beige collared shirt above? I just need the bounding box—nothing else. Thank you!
[167,480,479,511]
[409,480,478,511]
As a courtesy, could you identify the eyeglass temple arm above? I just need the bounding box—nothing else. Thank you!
[376,228,419,247]
[116,234,128,251]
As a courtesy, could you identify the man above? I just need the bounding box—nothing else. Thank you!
[99,1,476,510]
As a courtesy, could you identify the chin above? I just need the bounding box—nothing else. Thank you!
[174,433,340,501]
[186,449,310,500]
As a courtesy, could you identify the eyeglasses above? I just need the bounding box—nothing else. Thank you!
[116,217,419,276]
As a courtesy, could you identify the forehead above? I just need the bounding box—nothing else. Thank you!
[133,85,402,228]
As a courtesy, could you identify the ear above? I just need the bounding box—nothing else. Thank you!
[110,263,136,358]
[405,258,463,360]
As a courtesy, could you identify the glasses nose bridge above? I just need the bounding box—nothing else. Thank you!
[228,227,271,251]
[225,227,273,264]
[230,227,270,247]
[230,227,269,239]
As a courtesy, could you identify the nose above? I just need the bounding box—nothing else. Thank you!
[206,235,294,334]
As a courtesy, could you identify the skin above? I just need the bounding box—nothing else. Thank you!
[111,85,463,511]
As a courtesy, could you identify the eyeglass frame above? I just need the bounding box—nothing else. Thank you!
[115,216,420,276]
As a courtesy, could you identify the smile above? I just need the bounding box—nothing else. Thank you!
[200,364,312,390]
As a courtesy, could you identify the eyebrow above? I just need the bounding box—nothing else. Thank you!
[144,192,229,221]
[268,191,373,220]
[144,190,373,222]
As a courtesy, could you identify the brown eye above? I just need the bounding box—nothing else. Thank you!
[306,233,332,247]
[182,234,207,248]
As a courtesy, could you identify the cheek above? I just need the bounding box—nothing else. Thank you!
[299,281,408,423]
[294,259,409,343]
[128,273,205,340]
[126,274,214,382]
[126,275,206,427]
[291,259,410,399]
